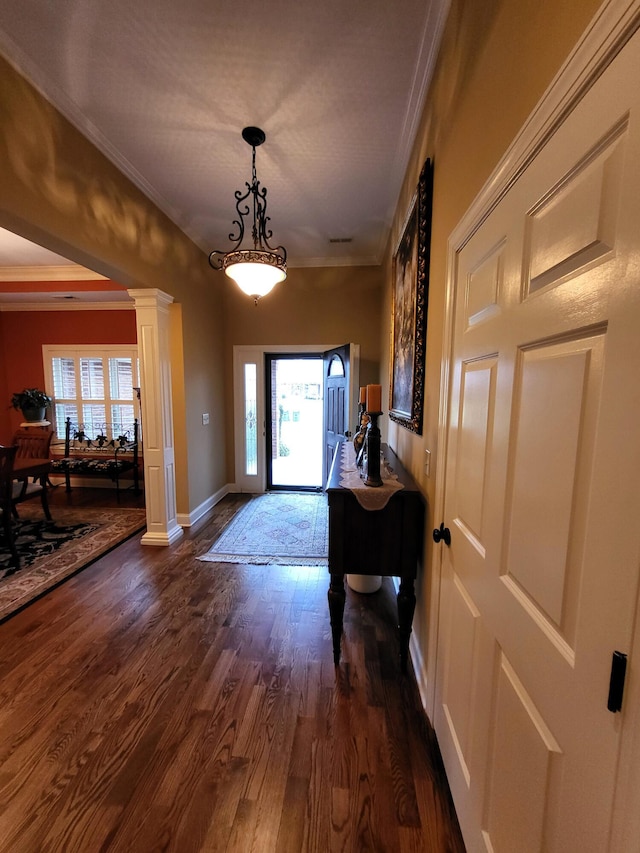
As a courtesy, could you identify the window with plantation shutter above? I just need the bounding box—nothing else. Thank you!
[44,346,140,441]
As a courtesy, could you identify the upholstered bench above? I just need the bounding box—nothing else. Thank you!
[50,418,141,497]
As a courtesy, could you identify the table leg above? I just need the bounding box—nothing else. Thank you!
[39,476,52,521]
[328,574,346,665]
[397,577,416,674]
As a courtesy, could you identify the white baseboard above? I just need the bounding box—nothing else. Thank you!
[391,575,432,721]
[141,525,184,546]
[177,483,234,527]
[409,632,430,717]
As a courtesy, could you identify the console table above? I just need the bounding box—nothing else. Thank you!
[326,442,425,672]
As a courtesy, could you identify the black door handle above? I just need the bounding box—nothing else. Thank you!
[608,651,627,712]
[433,523,451,546]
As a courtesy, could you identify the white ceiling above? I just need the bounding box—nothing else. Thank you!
[0,0,447,296]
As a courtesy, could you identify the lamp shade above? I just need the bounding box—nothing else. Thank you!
[223,249,286,300]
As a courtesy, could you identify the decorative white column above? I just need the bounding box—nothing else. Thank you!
[128,288,184,546]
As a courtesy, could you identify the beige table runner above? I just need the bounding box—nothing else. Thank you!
[338,441,405,510]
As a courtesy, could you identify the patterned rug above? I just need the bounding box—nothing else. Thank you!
[198,492,328,566]
[0,505,147,621]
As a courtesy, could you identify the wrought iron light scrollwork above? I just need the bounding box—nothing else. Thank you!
[208,126,287,304]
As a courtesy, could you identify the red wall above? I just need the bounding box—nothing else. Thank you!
[0,309,136,442]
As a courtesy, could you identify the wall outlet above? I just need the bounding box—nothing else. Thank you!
[202,413,210,425]
[424,449,431,477]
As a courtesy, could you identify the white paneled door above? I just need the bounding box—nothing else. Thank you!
[434,20,640,853]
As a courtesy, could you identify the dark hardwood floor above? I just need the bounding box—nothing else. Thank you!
[0,489,465,852]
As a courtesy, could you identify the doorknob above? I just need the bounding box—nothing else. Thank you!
[433,523,451,546]
[607,651,627,712]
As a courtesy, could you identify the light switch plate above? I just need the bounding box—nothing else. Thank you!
[202,413,210,425]
[424,449,431,477]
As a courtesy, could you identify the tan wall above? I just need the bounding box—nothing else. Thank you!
[223,263,384,477]
[0,55,227,514]
[380,0,602,682]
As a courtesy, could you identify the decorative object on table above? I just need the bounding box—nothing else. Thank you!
[0,505,147,621]
[10,388,52,424]
[355,386,366,434]
[363,384,383,487]
[353,410,370,466]
[208,126,287,305]
[389,157,433,435]
[198,492,327,566]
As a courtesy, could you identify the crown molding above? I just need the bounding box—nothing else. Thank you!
[0,265,107,282]
[0,301,134,312]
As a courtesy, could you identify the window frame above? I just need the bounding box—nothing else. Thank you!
[43,344,140,445]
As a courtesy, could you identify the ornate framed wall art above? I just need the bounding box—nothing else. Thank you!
[389,157,433,434]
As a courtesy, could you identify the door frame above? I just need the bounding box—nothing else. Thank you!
[233,344,338,493]
[264,352,325,491]
[429,2,640,847]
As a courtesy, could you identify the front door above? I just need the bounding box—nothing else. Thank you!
[323,344,360,485]
[265,354,324,490]
[434,27,640,852]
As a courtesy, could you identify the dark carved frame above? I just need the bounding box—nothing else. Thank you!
[389,157,433,434]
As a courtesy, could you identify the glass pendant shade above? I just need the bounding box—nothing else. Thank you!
[223,250,286,299]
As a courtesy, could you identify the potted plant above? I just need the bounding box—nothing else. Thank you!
[11,388,52,423]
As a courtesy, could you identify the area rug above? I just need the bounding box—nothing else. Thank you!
[0,505,147,621]
[198,492,328,566]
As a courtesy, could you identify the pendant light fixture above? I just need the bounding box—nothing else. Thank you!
[208,126,287,304]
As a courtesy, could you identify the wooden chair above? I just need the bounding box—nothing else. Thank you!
[0,445,20,568]
[11,427,54,516]
[12,426,53,459]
